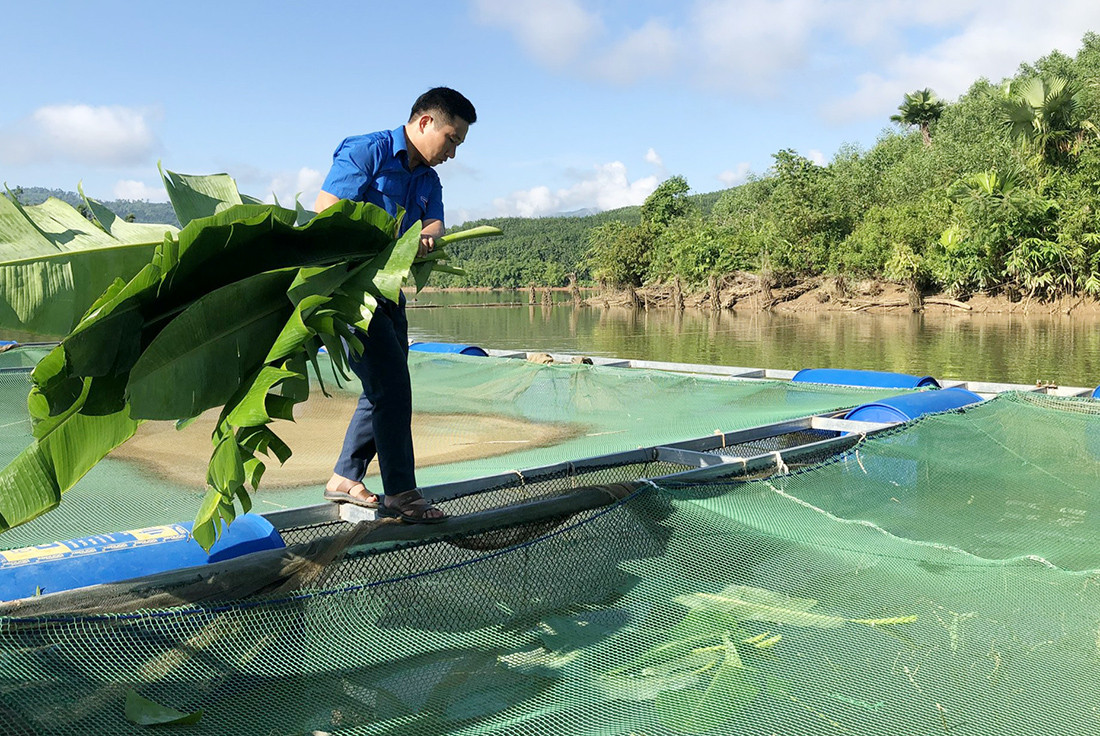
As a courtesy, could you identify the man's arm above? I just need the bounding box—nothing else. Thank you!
[317,191,439,256]
[314,190,341,213]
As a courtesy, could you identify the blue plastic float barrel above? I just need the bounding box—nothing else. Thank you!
[409,342,488,356]
[0,513,284,601]
[844,387,983,423]
[1092,385,1100,399]
[792,368,940,389]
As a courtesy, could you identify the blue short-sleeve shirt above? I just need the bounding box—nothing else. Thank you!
[320,126,444,234]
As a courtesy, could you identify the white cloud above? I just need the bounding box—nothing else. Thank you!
[718,163,752,187]
[823,1,1100,120]
[472,0,601,67]
[472,0,1100,122]
[594,19,680,83]
[113,179,167,202]
[490,160,659,218]
[263,167,325,208]
[807,149,826,166]
[645,147,664,168]
[688,0,827,91]
[0,104,158,166]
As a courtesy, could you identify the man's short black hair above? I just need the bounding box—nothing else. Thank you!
[409,87,477,125]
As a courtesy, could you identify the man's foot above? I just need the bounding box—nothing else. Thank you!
[377,489,447,524]
[324,475,379,509]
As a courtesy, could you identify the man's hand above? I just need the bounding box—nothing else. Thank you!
[418,233,436,258]
[419,218,444,258]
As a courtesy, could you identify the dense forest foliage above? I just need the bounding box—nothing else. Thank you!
[448,34,1100,300]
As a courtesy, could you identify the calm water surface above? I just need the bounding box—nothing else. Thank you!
[407,290,1100,388]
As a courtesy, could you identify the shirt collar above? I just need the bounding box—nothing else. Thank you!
[391,125,408,155]
[391,125,412,171]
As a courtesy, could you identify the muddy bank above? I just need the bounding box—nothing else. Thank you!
[580,274,1100,317]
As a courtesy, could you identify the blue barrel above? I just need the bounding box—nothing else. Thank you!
[844,387,983,423]
[409,342,488,356]
[0,514,284,601]
[792,368,940,389]
[1092,385,1100,399]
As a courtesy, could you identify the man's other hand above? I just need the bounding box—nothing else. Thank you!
[418,233,436,258]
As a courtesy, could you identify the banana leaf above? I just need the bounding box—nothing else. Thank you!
[159,164,263,227]
[0,193,176,337]
[0,344,140,531]
[0,204,429,543]
[0,169,502,547]
[126,269,300,419]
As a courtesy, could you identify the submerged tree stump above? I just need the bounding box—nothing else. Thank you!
[759,263,776,304]
[672,277,685,311]
[569,273,583,306]
[907,282,924,312]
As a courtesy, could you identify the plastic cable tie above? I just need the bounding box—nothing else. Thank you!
[773,451,789,475]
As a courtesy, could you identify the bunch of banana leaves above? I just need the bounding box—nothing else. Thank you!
[0,169,499,549]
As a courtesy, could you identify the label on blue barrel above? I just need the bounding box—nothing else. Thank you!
[0,524,191,568]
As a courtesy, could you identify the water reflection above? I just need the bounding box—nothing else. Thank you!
[407,294,1100,387]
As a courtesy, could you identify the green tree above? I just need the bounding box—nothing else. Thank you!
[891,88,946,147]
[1000,74,1098,165]
[837,198,946,277]
[647,212,728,284]
[641,175,693,229]
[933,169,1056,296]
[763,149,848,274]
[585,221,653,287]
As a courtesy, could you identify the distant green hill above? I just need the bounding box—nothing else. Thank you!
[6,186,180,227]
[449,206,641,287]
[447,189,724,288]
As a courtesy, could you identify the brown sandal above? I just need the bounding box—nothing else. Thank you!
[376,489,448,524]
[323,485,379,509]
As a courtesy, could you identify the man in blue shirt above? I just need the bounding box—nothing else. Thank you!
[317,87,476,523]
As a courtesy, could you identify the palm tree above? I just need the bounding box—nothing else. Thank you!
[890,88,946,147]
[999,75,1098,164]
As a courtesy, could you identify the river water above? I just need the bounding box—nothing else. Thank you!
[406,290,1100,388]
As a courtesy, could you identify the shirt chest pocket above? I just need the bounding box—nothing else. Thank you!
[374,173,424,222]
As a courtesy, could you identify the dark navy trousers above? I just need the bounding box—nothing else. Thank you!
[333,295,417,495]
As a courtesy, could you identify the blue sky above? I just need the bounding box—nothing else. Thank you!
[3,1,1100,224]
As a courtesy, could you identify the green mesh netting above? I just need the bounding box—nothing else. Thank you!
[0,348,902,549]
[2,392,1099,735]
